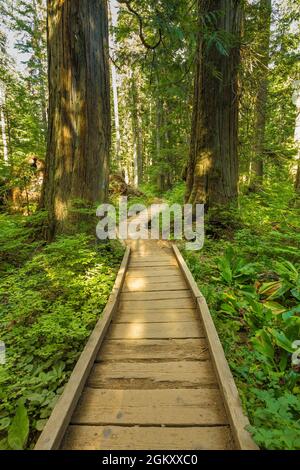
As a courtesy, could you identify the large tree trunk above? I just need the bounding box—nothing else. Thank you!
[251,0,271,187]
[43,0,111,236]
[186,0,242,208]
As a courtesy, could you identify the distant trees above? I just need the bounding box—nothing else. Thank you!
[251,0,272,187]
[2,0,48,139]
[0,80,8,162]
[1,0,300,221]
[185,0,242,208]
[113,0,194,190]
[43,0,111,236]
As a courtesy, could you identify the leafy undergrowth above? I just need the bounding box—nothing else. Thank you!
[0,213,124,449]
[170,181,300,450]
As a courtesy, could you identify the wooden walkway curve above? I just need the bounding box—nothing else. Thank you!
[35,238,258,450]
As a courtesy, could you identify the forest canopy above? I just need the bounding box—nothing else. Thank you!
[0,0,300,452]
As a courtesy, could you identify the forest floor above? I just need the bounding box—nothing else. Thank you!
[0,179,299,450]
[0,213,124,449]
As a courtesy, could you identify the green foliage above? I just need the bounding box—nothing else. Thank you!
[171,179,300,450]
[0,213,124,449]
[7,399,29,450]
[248,389,300,450]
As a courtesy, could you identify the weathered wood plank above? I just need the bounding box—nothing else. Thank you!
[88,361,217,388]
[107,321,204,339]
[123,279,187,292]
[130,257,174,264]
[120,290,191,302]
[62,425,234,450]
[130,260,178,267]
[130,253,173,259]
[125,273,182,282]
[71,388,228,425]
[113,309,197,324]
[119,298,195,310]
[34,247,131,450]
[126,267,181,278]
[97,338,209,362]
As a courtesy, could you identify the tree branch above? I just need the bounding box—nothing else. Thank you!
[117,0,162,50]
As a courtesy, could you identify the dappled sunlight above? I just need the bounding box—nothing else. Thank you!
[196,151,213,174]
[125,278,146,291]
[54,197,68,222]
[123,322,145,339]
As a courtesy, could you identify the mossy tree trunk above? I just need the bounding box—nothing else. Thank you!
[43,0,111,237]
[185,0,242,209]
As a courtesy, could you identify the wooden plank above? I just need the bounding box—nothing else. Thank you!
[71,388,228,425]
[126,267,181,278]
[107,321,204,339]
[130,249,172,256]
[126,272,182,280]
[119,298,195,310]
[130,254,176,261]
[34,247,131,451]
[123,279,187,292]
[125,271,186,287]
[130,260,178,267]
[130,257,174,263]
[173,244,258,450]
[97,338,210,362]
[88,360,217,388]
[130,253,173,259]
[120,290,191,302]
[62,425,234,450]
[113,309,197,324]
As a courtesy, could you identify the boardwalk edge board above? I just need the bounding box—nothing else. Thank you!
[34,246,131,451]
[172,244,259,451]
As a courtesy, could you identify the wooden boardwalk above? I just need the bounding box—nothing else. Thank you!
[35,239,257,450]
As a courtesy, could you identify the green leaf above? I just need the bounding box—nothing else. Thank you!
[252,330,274,361]
[264,301,286,315]
[291,288,300,301]
[218,257,233,284]
[0,438,9,450]
[279,350,289,372]
[7,399,29,450]
[282,304,300,321]
[269,329,294,353]
[0,417,10,431]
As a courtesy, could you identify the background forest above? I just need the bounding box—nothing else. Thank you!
[0,0,300,450]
